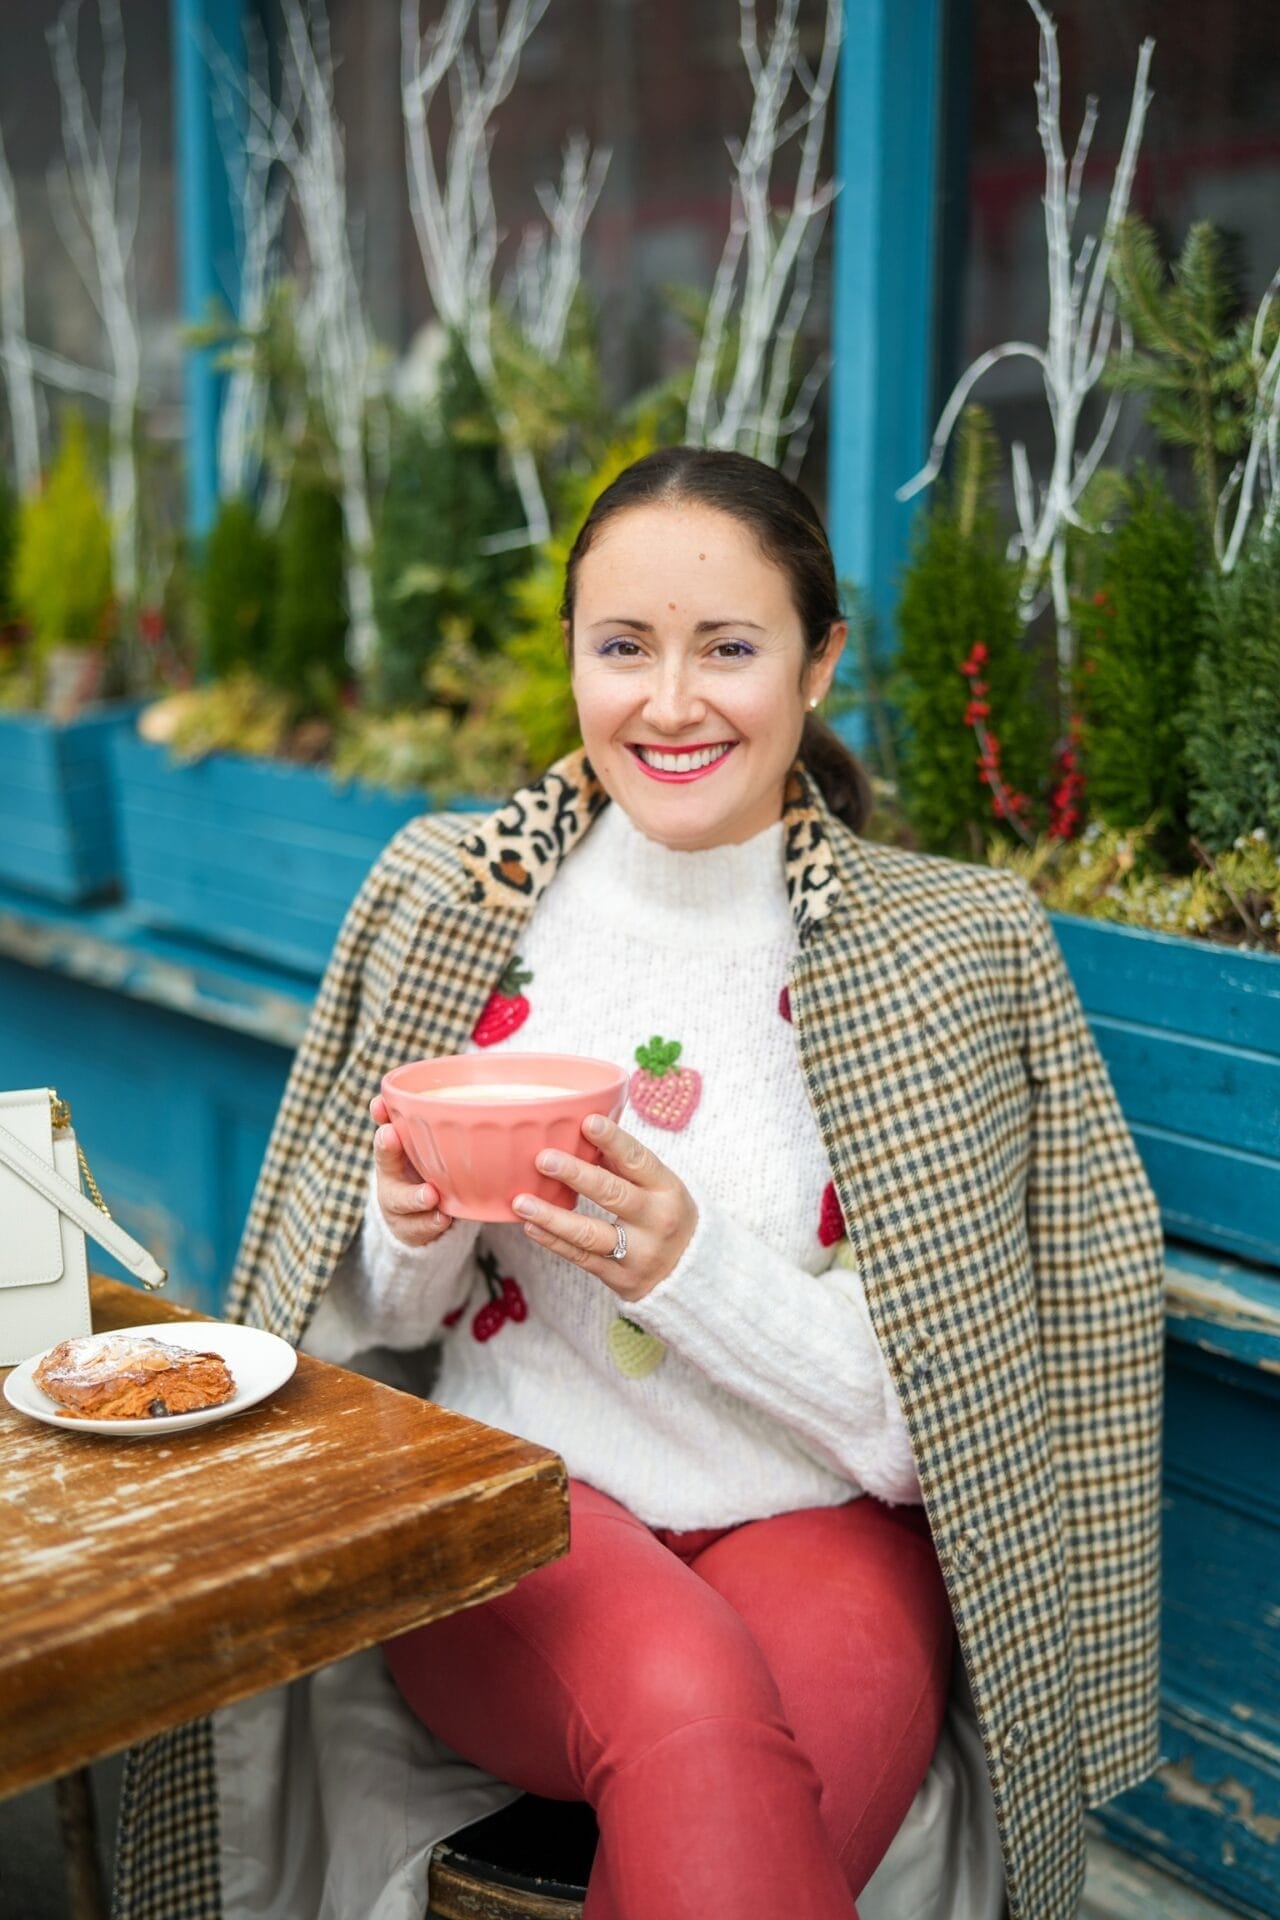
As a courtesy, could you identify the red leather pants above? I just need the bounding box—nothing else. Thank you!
[385,1478,954,1920]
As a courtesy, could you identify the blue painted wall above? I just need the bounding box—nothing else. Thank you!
[171,0,244,537]
[828,0,945,746]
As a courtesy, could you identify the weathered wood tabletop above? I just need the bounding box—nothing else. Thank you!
[0,1275,569,1800]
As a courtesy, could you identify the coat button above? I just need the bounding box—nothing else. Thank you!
[894,1334,934,1385]
[948,1531,984,1576]
[1002,1720,1029,1765]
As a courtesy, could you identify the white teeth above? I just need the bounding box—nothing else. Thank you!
[636,744,732,772]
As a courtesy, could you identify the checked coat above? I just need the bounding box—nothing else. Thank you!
[111,747,1165,1920]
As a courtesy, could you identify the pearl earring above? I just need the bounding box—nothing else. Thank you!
[808,698,818,710]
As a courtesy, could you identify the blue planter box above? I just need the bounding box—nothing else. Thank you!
[1053,914,1280,1269]
[111,733,495,977]
[0,705,136,904]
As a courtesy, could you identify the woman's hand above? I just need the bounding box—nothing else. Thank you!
[369,1093,456,1249]
[511,1114,697,1304]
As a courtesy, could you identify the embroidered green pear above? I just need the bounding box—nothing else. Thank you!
[607,1314,665,1379]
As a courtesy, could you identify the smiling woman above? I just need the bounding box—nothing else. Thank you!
[560,446,872,848]
[148,444,1166,1920]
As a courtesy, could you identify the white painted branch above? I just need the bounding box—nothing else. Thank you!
[0,340,115,403]
[897,342,1050,501]
[902,0,1154,704]
[402,0,604,554]
[47,0,142,602]
[1221,264,1280,572]
[231,0,385,666]
[0,130,41,492]
[686,0,841,468]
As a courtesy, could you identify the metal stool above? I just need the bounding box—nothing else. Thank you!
[427,1794,596,1918]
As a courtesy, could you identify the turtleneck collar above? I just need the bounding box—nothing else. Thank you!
[550,798,793,950]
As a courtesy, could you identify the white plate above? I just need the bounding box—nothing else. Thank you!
[3,1322,298,1437]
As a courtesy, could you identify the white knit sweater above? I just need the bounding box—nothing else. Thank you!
[305,801,920,1529]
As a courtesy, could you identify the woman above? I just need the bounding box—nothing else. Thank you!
[113,449,1164,1920]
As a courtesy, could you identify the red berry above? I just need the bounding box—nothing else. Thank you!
[472,1302,506,1342]
[501,1276,528,1322]
[778,985,793,1023]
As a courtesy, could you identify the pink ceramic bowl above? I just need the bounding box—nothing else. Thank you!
[381,1052,630,1222]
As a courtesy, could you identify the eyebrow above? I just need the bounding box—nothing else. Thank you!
[586,616,767,633]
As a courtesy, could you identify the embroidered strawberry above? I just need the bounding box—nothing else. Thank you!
[472,957,532,1048]
[818,1180,847,1248]
[778,984,793,1023]
[630,1035,702,1132]
[471,1250,528,1340]
[607,1314,665,1379]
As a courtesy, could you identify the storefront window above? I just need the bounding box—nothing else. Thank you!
[953,0,1280,493]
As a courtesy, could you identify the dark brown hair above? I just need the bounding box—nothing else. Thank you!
[560,446,873,832]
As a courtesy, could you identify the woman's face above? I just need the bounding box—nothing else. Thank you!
[568,502,845,851]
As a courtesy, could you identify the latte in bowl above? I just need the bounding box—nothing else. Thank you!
[380,1052,629,1221]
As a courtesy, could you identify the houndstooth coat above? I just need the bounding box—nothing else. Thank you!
[111,747,1165,1920]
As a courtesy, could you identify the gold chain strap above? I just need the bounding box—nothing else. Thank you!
[49,1089,113,1220]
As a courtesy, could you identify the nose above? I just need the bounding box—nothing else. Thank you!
[640,659,705,735]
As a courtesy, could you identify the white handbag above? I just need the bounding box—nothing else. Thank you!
[0,1087,167,1368]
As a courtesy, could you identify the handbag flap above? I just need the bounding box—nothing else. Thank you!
[0,1088,65,1290]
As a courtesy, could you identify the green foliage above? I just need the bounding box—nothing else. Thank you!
[14,415,113,649]
[987,820,1278,953]
[0,477,16,623]
[893,408,1047,856]
[201,497,278,679]
[1185,528,1280,849]
[334,626,525,799]
[139,670,299,764]
[493,429,658,773]
[370,338,526,710]
[1107,219,1258,549]
[489,299,612,477]
[269,477,348,709]
[1075,471,1205,844]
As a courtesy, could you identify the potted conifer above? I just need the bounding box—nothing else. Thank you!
[0,417,136,904]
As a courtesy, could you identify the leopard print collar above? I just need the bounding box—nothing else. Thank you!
[457,745,847,940]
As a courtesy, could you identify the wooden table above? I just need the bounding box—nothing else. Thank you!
[0,1276,569,1800]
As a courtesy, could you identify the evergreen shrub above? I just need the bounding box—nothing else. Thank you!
[1076,471,1204,843]
[201,497,278,679]
[894,409,1046,856]
[370,336,525,711]
[14,415,113,649]
[270,478,348,707]
[0,477,16,622]
[1186,529,1280,848]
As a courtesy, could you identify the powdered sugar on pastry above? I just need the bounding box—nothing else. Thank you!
[33,1333,235,1419]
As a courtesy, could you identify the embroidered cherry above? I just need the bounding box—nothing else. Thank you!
[630,1035,702,1131]
[818,1180,847,1248]
[472,1299,506,1342]
[442,1305,465,1328]
[778,984,793,1023]
[472,957,533,1048]
[470,1249,527,1341]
